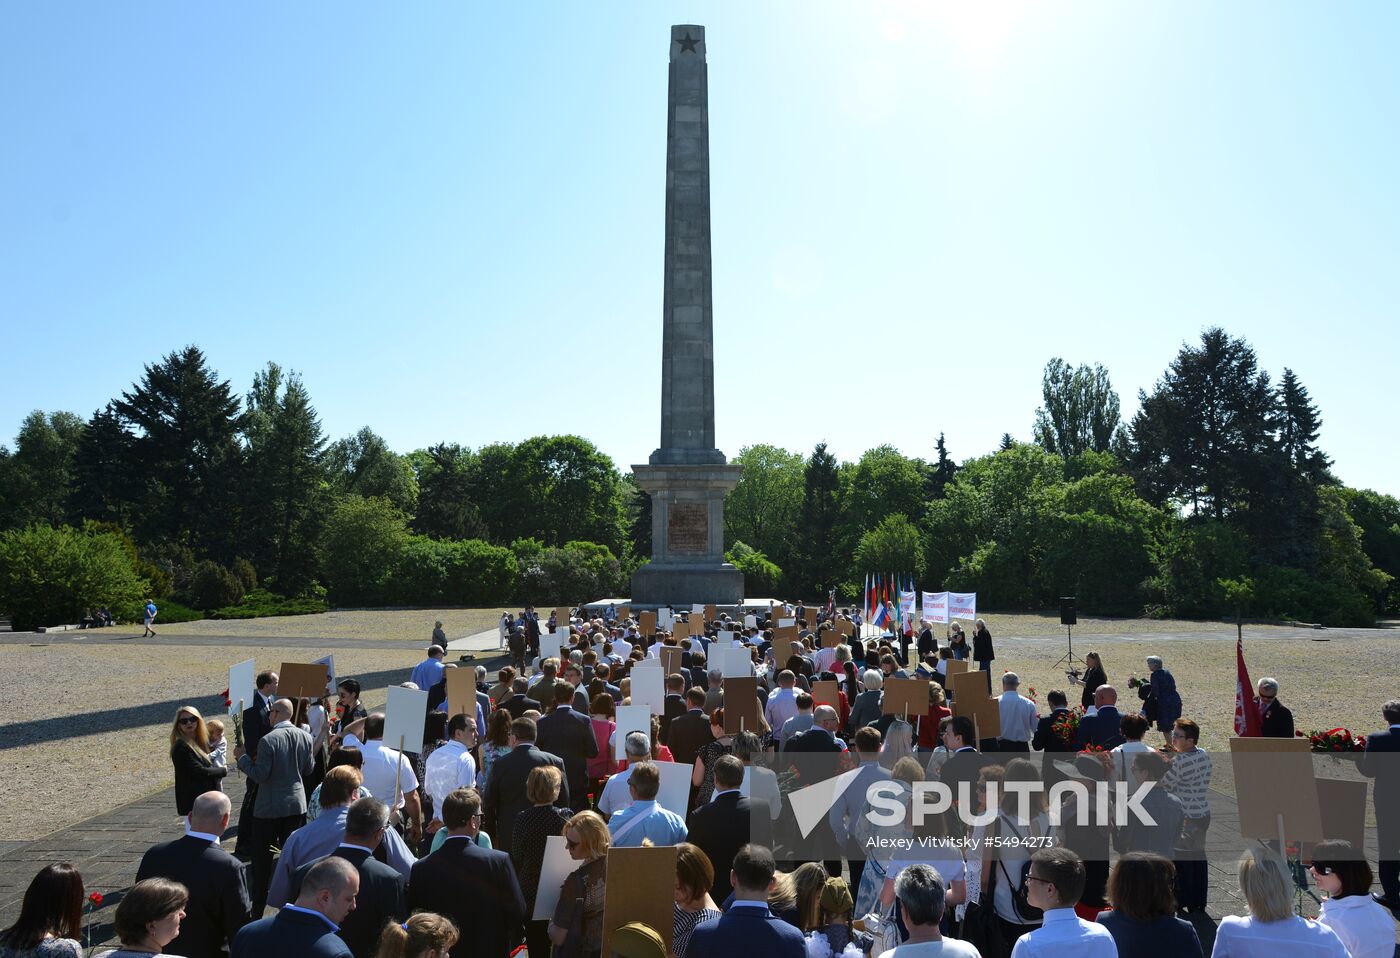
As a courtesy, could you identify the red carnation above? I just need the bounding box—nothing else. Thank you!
[88,892,103,906]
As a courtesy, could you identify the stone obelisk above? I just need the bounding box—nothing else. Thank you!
[630,24,744,607]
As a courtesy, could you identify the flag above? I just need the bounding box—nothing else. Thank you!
[1234,636,1261,737]
[871,595,890,628]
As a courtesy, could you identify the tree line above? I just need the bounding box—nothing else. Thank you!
[0,330,1395,629]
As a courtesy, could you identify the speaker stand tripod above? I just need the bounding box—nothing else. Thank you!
[1052,623,1084,673]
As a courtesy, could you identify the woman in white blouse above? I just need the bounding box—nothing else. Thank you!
[1310,840,1397,958]
[1211,844,1349,958]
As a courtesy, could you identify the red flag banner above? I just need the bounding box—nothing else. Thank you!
[1234,636,1261,737]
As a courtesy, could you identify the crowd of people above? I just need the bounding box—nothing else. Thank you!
[2,605,1397,958]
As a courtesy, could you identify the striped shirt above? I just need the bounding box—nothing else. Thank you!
[1162,747,1212,818]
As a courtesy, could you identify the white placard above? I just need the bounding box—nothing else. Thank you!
[921,591,949,624]
[740,765,751,797]
[779,618,796,628]
[948,592,977,620]
[312,654,336,696]
[383,685,429,751]
[540,633,562,666]
[614,705,651,760]
[743,614,757,628]
[692,603,706,614]
[228,659,255,718]
[630,665,665,716]
[718,630,735,645]
[658,608,675,630]
[533,835,580,920]
[654,760,692,818]
[721,646,753,679]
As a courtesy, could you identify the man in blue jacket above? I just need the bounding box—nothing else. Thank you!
[231,856,356,958]
[1077,685,1125,750]
[687,844,804,958]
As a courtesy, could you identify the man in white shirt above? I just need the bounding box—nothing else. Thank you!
[997,672,1039,753]
[424,712,477,833]
[764,672,800,732]
[812,638,841,675]
[876,863,979,958]
[612,633,633,660]
[341,713,422,843]
[1010,847,1118,957]
[597,731,651,816]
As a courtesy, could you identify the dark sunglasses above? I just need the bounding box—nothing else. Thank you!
[1310,863,1334,875]
[178,716,199,725]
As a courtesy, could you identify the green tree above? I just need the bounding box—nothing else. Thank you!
[853,514,925,581]
[1277,368,1332,484]
[726,541,783,595]
[0,524,150,631]
[621,475,652,561]
[470,437,624,552]
[241,363,329,593]
[1344,488,1400,613]
[1033,358,1121,457]
[326,427,419,515]
[67,404,137,528]
[0,410,85,530]
[725,444,804,566]
[113,346,244,559]
[1125,328,1279,519]
[791,443,842,594]
[842,445,926,537]
[320,496,411,605]
[411,443,487,541]
[925,433,958,501]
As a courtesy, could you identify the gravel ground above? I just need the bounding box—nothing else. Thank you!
[0,608,1393,842]
[0,643,420,841]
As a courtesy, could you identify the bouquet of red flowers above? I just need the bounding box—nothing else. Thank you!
[1051,706,1085,746]
[1127,675,1144,690]
[1307,728,1367,753]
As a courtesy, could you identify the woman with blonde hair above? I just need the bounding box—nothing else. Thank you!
[549,811,610,958]
[374,911,458,958]
[169,706,226,817]
[513,765,573,958]
[1213,844,1349,956]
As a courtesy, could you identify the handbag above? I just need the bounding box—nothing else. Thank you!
[960,858,1008,958]
[997,816,1044,924]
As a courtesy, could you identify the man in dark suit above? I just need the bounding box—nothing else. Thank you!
[687,844,804,958]
[289,799,406,958]
[1255,677,1296,739]
[482,716,570,857]
[686,756,773,902]
[409,787,526,958]
[230,856,357,958]
[667,689,715,768]
[784,706,845,753]
[939,715,991,802]
[659,674,687,744]
[781,707,845,876]
[1361,699,1400,912]
[136,791,251,958]
[234,697,314,915]
[1077,686,1125,750]
[1032,689,1078,788]
[535,683,598,812]
[501,678,540,719]
[234,670,278,859]
[1032,690,1076,753]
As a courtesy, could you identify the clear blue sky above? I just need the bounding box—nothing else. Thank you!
[3,3,1397,494]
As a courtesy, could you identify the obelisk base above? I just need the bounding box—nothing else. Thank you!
[630,462,744,607]
[630,562,744,607]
